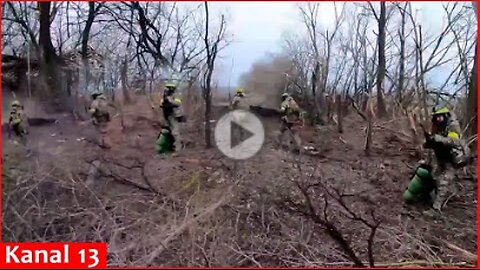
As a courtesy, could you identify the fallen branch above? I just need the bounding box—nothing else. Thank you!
[442,241,477,264]
[373,124,412,140]
[347,96,368,121]
[145,188,233,265]
[100,157,164,195]
[102,171,158,194]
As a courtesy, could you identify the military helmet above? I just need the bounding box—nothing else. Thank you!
[161,127,171,134]
[165,82,177,89]
[281,92,290,101]
[235,87,245,94]
[11,100,21,107]
[432,101,450,115]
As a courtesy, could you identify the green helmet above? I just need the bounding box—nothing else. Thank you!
[432,101,450,115]
[165,82,177,89]
[11,100,21,107]
[235,87,245,94]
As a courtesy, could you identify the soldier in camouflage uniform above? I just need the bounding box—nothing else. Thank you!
[230,87,250,144]
[160,82,185,151]
[231,87,249,111]
[88,92,112,148]
[423,103,470,217]
[8,100,29,146]
[277,93,302,151]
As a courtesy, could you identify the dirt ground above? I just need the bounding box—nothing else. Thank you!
[2,97,477,267]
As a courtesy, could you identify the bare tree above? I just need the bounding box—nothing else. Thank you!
[465,0,477,140]
[79,2,104,93]
[276,165,381,267]
[299,3,323,122]
[298,3,345,124]
[368,1,388,118]
[201,2,227,148]
[396,3,408,105]
[423,4,466,122]
[38,1,65,106]
[3,2,40,56]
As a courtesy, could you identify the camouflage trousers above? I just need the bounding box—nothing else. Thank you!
[93,120,109,148]
[167,116,184,151]
[12,123,28,146]
[431,163,456,210]
[278,121,302,151]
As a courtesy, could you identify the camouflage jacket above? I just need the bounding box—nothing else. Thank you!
[9,108,26,125]
[161,94,183,118]
[428,116,470,167]
[280,97,301,122]
[89,97,110,122]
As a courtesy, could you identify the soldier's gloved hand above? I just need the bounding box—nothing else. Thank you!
[432,134,449,144]
[417,159,427,166]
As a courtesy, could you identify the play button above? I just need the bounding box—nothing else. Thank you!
[214,109,265,160]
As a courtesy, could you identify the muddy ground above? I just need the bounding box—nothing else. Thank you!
[2,98,477,267]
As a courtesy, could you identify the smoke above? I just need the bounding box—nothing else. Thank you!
[238,53,292,109]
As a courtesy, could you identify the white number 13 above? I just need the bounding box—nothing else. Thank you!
[79,249,99,268]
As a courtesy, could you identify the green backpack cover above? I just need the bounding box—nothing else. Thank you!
[155,128,175,154]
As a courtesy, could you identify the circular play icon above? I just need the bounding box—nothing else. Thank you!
[214,110,265,160]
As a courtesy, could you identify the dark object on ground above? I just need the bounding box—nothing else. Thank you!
[27,118,58,126]
[156,126,176,154]
[2,118,58,134]
[249,105,282,118]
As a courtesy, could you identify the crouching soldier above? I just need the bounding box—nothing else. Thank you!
[88,92,112,148]
[160,82,185,152]
[230,87,250,143]
[278,93,303,152]
[8,100,29,146]
[422,103,470,217]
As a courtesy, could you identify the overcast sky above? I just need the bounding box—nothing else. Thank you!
[208,1,458,88]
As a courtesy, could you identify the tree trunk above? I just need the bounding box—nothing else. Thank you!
[311,62,320,122]
[336,94,343,133]
[376,1,388,118]
[201,2,223,149]
[365,101,374,156]
[204,87,212,148]
[326,95,332,123]
[120,58,131,104]
[81,3,96,58]
[203,66,214,148]
[417,26,429,127]
[80,2,96,94]
[361,29,369,112]
[466,1,477,142]
[39,2,56,62]
[397,4,406,105]
[466,43,477,140]
[39,2,62,110]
